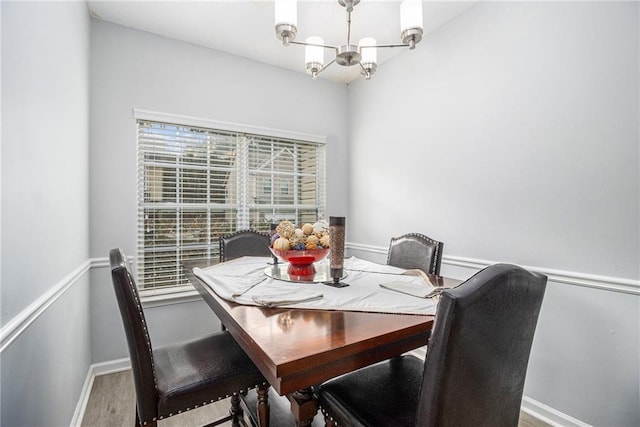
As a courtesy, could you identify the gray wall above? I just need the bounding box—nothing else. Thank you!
[89,20,349,362]
[346,2,639,426]
[1,1,91,425]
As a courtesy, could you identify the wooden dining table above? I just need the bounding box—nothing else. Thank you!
[184,258,461,427]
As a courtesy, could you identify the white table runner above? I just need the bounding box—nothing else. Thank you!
[193,256,439,315]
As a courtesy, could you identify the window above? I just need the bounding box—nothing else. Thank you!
[136,114,326,292]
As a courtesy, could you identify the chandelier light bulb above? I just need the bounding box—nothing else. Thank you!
[275,0,297,27]
[400,0,423,31]
[359,37,377,79]
[275,0,297,45]
[305,36,325,79]
[359,37,377,65]
[400,0,424,48]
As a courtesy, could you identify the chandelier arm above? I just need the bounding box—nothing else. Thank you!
[357,61,369,76]
[289,40,338,50]
[316,58,337,76]
[371,43,413,49]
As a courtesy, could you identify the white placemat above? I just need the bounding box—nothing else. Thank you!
[193,256,439,315]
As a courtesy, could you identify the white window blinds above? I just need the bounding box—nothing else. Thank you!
[136,119,326,291]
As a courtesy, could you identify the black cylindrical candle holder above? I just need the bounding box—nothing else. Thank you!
[329,216,348,287]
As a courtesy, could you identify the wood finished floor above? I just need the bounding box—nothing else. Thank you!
[81,369,549,427]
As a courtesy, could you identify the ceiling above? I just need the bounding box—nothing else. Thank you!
[87,0,477,84]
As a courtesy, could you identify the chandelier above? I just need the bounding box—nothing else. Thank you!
[275,0,424,80]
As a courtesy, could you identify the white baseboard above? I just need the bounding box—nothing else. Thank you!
[91,357,132,376]
[404,349,592,426]
[70,365,95,427]
[70,358,132,427]
[522,396,592,427]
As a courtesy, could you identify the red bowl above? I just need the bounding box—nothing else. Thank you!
[269,247,330,266]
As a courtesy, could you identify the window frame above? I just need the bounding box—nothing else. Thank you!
[133,109,327,301]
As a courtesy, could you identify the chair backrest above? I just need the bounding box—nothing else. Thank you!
[109,248,158,423]
[387,233,444,275]
[219,229,271,262]
[416,263,547,427]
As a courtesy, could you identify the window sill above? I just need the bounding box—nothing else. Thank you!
[140,286,203,308]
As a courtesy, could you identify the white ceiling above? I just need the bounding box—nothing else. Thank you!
[87,0,477,83]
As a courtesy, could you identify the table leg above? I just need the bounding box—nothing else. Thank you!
[230,393,243,427]
[257,383,270,427]
[288,388,318,427]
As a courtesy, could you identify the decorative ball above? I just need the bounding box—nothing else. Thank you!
[305,241,318,250]
[306,235,319,246]
[319,234,330,248]
[270,233,280,245]
[289,236,304,247]
[276,220,296,239]
[273,237,291,251]
[302,223,314,235]
[313,220,328,234]
[294,228,304,238]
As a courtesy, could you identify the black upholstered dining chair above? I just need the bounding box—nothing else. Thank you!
[219,229,271,262]
[318,263,547,427]
[109,248,270,427]
[387,233,444,275]
[218,229,272,331]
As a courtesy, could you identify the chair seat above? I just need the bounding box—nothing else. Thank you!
[154,332,266,418]
[319,356,424,427]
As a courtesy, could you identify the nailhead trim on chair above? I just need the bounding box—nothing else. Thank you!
[148,382,269,424]
[432,239,440,273]
[387,232,442,274]
[320,406,339,427]
[219,229,270,262]
[126,269,159,427]
[125,273,159,393]
[120,257,270,427]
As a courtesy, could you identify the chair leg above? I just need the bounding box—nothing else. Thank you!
[257,383,270,427]
[230,393,244,427]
